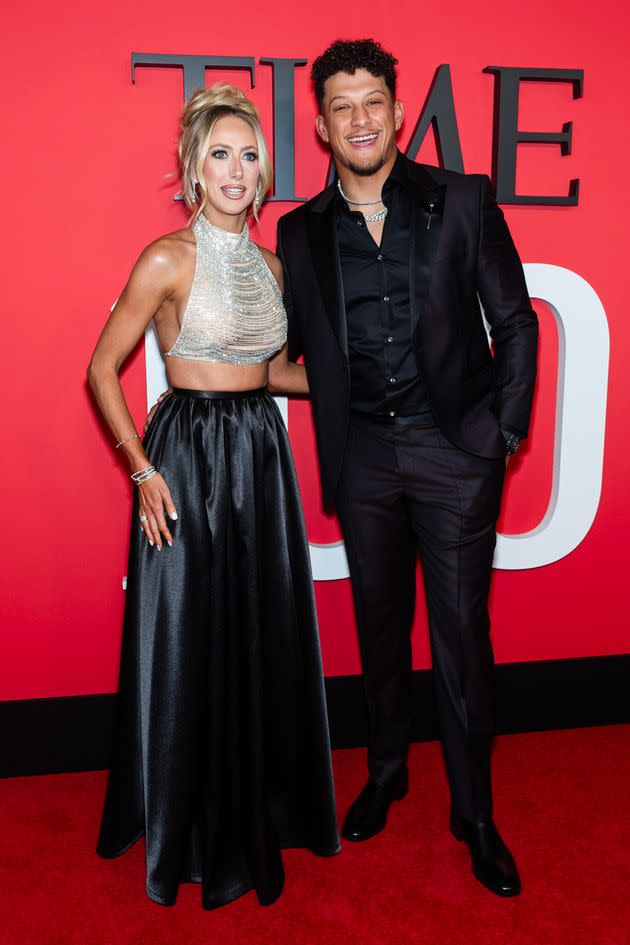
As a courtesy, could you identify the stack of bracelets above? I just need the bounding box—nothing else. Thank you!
[130,466,157,484]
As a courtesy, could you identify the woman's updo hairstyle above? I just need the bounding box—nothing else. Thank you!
[178,84,273,224]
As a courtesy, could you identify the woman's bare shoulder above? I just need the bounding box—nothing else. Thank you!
[256,245,283,289]
[145,227,194,263]
[133,227,195,280]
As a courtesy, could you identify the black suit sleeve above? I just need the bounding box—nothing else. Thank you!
[276,220,303,363]
[476,175,538,439]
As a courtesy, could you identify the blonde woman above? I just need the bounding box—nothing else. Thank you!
[88,85,339,910]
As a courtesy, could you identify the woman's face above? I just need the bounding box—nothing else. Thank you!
[200,115,260,222]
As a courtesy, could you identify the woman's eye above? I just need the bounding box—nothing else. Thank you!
[243,152,258,162]
[211,150,228,159]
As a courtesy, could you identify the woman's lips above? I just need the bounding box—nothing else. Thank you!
[221,186,247,199]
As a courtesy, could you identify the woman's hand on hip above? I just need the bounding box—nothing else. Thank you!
[144,389,173,432]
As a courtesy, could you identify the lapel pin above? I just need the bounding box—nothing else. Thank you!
[427,203,435,230]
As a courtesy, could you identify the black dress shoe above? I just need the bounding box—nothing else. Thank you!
[342,769,409,842]
[450,813,521,896]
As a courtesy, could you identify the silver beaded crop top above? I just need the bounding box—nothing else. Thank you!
[166,214,287,364]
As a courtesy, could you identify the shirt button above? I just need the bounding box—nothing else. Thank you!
[383,296,390,302]
[389,377,396,384]
[377,254,383,261]
[387,336,393,343]
[389,411,396,417]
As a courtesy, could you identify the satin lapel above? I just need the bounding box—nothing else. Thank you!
[306,198,348,359]
[409,180,446,337]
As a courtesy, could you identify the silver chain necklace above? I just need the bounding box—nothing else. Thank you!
[337,179,388,223]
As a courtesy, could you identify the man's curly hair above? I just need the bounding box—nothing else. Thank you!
[312,39,398,107]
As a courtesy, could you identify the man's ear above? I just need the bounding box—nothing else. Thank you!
[316,114,330,144]
[394,99,405,132]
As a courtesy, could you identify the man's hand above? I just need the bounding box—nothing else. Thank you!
[144,389,173,432]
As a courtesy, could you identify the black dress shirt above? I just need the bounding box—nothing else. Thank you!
[336,151,432,420]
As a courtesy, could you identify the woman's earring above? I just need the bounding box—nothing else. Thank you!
[191,179,198,203]
[255,180,262,206]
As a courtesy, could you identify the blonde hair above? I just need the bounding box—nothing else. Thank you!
[178,84,273,224]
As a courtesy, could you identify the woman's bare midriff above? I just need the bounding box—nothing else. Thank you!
[165,356,269,392]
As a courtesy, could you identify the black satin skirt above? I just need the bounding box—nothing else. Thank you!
[97,388,340,909]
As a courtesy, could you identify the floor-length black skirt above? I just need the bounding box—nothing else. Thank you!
[97,388,340,909]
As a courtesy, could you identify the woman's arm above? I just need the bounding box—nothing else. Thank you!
[258,246,309,396]
[267,343,309,395]
[87,238,183,549]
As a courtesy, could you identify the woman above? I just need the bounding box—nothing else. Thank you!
[88,84,340,910]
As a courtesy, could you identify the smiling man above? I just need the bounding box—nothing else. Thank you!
[276,39,538,898]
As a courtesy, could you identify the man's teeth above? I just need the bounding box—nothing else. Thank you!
[349,134,378,142]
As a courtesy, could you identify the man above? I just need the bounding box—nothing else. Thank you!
[276,39,538,897]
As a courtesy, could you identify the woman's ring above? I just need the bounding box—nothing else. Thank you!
[139,514,148,523]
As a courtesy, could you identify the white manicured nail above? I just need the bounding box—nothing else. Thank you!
[149,540,154,547]
[170,511,178,521]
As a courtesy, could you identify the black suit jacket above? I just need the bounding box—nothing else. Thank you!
[277,156,538,507]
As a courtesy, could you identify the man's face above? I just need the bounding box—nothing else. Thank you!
[316,68,404,176]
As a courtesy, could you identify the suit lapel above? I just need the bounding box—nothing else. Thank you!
[406,162,446,337]
[306,186,348,359]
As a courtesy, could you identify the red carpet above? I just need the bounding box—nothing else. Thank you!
[1,725,628,945]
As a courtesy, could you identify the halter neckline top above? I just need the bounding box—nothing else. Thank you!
[166,213,287,364]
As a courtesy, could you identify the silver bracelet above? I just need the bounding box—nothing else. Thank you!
[130,466,157,484]
[115,432,141,449]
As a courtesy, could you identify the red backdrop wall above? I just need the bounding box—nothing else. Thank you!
[2,0,628,701]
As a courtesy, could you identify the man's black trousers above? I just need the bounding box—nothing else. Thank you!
[335,414,506,822]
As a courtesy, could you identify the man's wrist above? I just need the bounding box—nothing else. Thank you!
[501,428,521,455]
